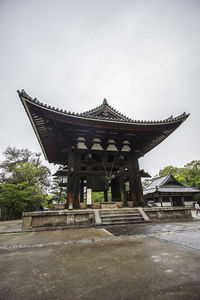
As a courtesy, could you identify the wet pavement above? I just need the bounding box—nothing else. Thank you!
[1,217,200,299]
[157,231,200,251]
[1,233,200,300]
[0,219,22,233]
[105,220,200,237]
[0,227,114,250]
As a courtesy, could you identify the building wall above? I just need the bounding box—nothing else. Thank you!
[145,193,195,207]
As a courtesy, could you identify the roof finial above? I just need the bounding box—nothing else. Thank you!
[103,98,108,105]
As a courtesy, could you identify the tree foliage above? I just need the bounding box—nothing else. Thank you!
[0,182,43,220]
[0,146,51,220]
[0,146,51,191]
[50,176,67,203]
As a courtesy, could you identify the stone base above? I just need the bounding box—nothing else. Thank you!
[53,203,65,210]
[91,203,101,209]
[127,201,134,208]
[100,202,118,209]
[79,203,88,209]
[22,210,94,228]
[22,207,192,229]
[116,202,123,208]
[144,207,192,221]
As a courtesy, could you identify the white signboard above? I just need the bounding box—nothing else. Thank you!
[87,189,92,205]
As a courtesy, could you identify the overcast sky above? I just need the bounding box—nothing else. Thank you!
[1,0,200,177]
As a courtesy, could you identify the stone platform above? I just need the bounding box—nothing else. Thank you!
[22,207,192,229]
[144,206,192,221]
[22,210,94,228]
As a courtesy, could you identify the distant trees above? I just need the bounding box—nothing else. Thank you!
[0,146,51,220]
[50,166,67,203]
[159,160,200,188]
[0,182,44,220]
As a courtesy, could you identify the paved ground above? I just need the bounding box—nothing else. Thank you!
[1,216,200,300]
[0,219,22,233]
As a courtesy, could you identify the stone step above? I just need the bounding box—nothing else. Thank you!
[101,216,143,222]
[96,208,148,226]
[100,210,139,215]
[100,208,139,212]
[100,213,141,218]
[100,219,145,225]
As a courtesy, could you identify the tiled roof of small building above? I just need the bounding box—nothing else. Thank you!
[143,173,200,195]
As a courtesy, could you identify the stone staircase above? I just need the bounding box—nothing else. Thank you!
[97,208,149,226]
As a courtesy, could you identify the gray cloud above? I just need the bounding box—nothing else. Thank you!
[0,0,200,176]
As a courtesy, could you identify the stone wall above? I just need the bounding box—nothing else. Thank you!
[22,210,94,228]
[144,207,192,221]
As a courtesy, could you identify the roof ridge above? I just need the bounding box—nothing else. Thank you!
[17,90,189,124]
[80,98,130,121]
[144,173,170,190]
[151,173,169,181]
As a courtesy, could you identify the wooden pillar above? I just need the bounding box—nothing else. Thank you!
[73,150,81,209]
[67,175,74,209]
[159,195,163,207]
[104,190,108,202]
[128,152,146,207]
[119,168,126,206]
[74,174,80,208]
[169,195,173,206]
[66,148,75,209]
[111,177,120,202]
[80,178,84,203]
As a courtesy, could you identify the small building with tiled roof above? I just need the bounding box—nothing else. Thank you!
[144,173,200,207]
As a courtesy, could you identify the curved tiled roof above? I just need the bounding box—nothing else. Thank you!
[17,90,189,125]
[143,173,200,195]
[18,90,190,163]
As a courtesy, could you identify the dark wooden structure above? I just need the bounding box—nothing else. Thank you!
[18,90,189,208]
[144,173,200,207]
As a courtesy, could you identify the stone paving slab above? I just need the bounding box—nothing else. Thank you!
[105,221,200,237]
[156,231,200,251]
[0,219,22,233]
[1,236,200,300]
[0,227,113,249]
[1,217,200,299]
[0,220,200,253]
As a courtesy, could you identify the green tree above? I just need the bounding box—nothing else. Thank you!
[0,146,51,191]
[0,182,43,220]
[159,166,180,177]
[50,165,67,203]
[50,175,67,203]
[0,146,51,220]
[183,160,200,187]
